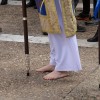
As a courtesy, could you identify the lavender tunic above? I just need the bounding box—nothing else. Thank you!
[48,0,82,71]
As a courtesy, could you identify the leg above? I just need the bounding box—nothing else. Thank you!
[51,34,81,71]
[43,33,82,80]
[83,0,90,14]
[93,0,98,18]
[1,0,8,5]
[36,34,55,72]
[93,0,97,11]
[76,0,91,21]
[43,0,81,80]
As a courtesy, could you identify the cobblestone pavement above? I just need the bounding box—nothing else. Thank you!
[0,1,100,100]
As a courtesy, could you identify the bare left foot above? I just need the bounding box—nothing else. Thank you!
[36,64,55,72]
[43,71,68,80]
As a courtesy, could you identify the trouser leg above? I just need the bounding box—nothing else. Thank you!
[48,34,56,66]
[1,0,8,5]
[82,0,90,14]
[48,33,82,72]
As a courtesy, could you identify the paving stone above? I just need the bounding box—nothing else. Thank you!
[0,1,100,100]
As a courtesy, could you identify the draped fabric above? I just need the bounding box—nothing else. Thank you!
[48,0,82,71]
[35,0,77,37]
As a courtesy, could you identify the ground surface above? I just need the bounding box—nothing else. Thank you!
[0,42,99,100]
[0,2,100,100]
[0,5,97,39]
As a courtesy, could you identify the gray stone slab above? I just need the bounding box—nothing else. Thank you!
[0,42,99,100]
[0,33,98,48]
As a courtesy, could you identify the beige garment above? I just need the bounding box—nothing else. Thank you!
[39,0,77,37]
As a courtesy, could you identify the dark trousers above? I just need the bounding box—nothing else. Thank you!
[82,0,90,14]
[82,0,97,14]
[30,0,36,4]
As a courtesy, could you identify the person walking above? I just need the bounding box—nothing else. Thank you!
[36,0,82,80]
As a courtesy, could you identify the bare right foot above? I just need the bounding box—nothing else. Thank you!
[43,71,68,80]
[36,64,55,72]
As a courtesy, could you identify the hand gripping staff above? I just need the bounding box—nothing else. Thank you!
[22,0,30,76]
[94,0,100,89]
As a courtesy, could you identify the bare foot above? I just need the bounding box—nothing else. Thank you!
[43,71,68,80]
[36,64,55,72]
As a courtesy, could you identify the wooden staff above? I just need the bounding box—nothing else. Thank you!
[22,0,30,76]
[99,11,100,64]
[0,28,2,32]
[98,10,100,89]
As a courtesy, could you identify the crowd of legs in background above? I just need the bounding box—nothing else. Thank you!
[0,0,99,41]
